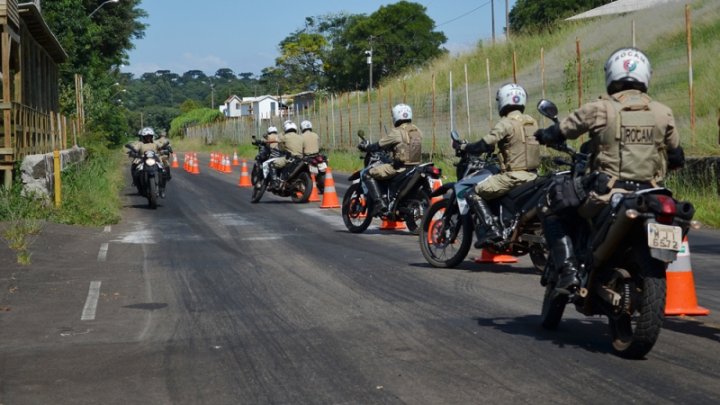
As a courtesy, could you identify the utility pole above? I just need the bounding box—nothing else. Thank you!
[491,0,496,44]
[366,35,375,91]
[506,0,510,40]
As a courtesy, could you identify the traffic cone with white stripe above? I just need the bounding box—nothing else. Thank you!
[171,153,179,168]
[319,168,340,208]
[308,174,321,202]
[232,151,240,166]
[237,159,252,187]
[665,236,710,316]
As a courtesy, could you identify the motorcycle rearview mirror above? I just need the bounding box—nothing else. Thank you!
[357,129,366,140]
[537,99,559,123]
[450,130,460,142]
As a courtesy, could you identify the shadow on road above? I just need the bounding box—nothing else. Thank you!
[410,260,541,275]
[475,315,617,356]
[663,317,720,343]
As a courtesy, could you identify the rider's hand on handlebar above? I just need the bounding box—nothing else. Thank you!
[534,124,563,145]
[358,140,370,151]
[452,139,467,151]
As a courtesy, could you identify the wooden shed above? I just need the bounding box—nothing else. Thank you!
[0,0,67,187]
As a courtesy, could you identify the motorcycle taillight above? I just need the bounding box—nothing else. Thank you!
[428,166,441,178]
[654,194,676,224]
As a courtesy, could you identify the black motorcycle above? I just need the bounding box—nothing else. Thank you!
[341,131,441,234]
[536,99,698,358]
[250,151,313,204]
[134,149,165,209]
[419,130,556,269]
[250,136,282,186]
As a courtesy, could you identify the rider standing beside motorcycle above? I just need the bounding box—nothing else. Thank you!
[535,47,686,293]
[270,121,304,188]
[358,103,423,216]
[454,83,540,248]
[300,120,324,193]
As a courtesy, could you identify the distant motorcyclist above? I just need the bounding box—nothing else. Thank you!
[358,103,423,216]
[155,130,173,181]
[454,83,540,248]
[126,127,163,191]
[300,120,324,193]
[535,47,685,293]
[269,121,304,188]
[263,126,280,150]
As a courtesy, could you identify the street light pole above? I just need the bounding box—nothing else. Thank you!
[88,0,120,18]
[365,49,373,91]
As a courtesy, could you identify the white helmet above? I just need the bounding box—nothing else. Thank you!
[604,47,651,93]
[300,120,312,132]
[283,120,297,133]
[267,126,278,134]
[496,83,527,116]
[391,103,412,126]
[139,126,156,137]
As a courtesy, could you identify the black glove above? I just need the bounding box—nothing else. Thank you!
[667,146,685,170]
[358,140,369,151]
[452,139,467,151]
[534,124,563,145]
[463,139,492,155]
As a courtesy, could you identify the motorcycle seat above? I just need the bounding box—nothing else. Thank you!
[506,176,550,200]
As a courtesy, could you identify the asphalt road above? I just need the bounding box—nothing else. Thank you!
[1,158,719,404]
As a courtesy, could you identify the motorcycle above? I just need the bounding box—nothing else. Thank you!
[250,150,314,204]
[129,148,165,209]
[341,131,441,235]
[306,153,328,194]
[250,135,282,186]
[419,130,557,269]
[535,99,698,358]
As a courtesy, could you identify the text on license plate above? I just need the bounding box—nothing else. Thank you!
[647,222,682,251]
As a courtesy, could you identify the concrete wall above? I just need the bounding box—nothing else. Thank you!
[20,146,86,198]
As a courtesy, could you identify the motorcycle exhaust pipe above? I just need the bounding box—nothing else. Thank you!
[394,170,422,205]
[592,207,635,267]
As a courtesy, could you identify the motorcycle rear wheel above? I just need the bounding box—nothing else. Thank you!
[251,179,267,203]
[290,172,313,203]
[402,189,430,235]
[341,183,373,233]
[419,199,472,268]
[607,258,666,359]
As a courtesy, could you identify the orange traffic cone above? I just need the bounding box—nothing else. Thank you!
[665,236,710,316]
[320,168,341,208]
[232,151,240,166]
[474,248,518,264]
[191,153,200,174]
[221,155,229,173]
[308,174,321,202]
[210,152,216,170]
[237,159,252,187]
[183,153,189,172]
[430,178,443,205]
[171,153,179,168]
[225,156,233,173]
[380,218,407,230]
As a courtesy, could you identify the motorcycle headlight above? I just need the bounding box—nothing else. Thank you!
[146,158,156,166]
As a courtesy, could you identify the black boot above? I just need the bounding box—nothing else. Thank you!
[552,236,580,294]
[363,174,388,216]
[268,164,281,190]
[466,191,502,248]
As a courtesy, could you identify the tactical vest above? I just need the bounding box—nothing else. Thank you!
[394,123,422,165]
[500,113,540,172]
[594,93,665,182]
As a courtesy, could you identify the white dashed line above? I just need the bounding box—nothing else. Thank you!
[81,281,102,321]
[97,243,109,262]
[104,225,112,233]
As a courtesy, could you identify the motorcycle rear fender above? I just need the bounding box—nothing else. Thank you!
[348,170,362,181]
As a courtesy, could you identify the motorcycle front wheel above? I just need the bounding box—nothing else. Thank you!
[402,189,430,235]
[419,199,472,268]
[148,177,158,209]
[290,172,313,203]
[540,279,568,330]
[251,179,267,203]
[341,183,373,233]
[607,254,666,359]
[251,162,262,186]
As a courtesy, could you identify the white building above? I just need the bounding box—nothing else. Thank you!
[220,95,281,120]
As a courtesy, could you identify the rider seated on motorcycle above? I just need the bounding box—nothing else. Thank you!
[300,120,324,193]
[269,120,304,189]
[358,103,423,216]
[155,130,173,181]
[534,47,686,294]
[125,127,165,188]
[453,83,540,248]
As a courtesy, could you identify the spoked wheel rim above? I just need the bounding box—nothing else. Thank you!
[341,183,373,233]
[419,199,472,268]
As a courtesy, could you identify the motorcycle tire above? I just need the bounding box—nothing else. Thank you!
[402,189,430,235]
[251,163,262,186]
[419,199,472,268]
[341,183,373,233]
[607,251,666,359]
[291,172,313,203]
[148,178,158,209]
[251,178,267,203]
[540,280,568,330]
[530,248,548,273]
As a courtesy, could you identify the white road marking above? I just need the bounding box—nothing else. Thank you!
[81,281,102,321]
[97,243,109,262]
[298,208,346,228]
[104,225,111,233]
[241,236,283,241]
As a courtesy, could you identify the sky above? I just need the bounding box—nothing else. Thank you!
[123,0,517,78]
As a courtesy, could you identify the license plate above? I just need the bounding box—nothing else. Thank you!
[647,222,682,251]
[318,162,327,171]
[309,166,318,174]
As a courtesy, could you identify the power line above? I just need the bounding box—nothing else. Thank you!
[436,1,492,27]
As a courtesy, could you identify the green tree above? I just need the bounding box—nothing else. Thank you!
[509,0,613,33]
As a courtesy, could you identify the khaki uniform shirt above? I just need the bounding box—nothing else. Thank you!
[378,123,423,165]
[266,133,280,150]
[560,89,679,184]
[279,132,304,157]
[302,131,320,155]
[481,110,540,172]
